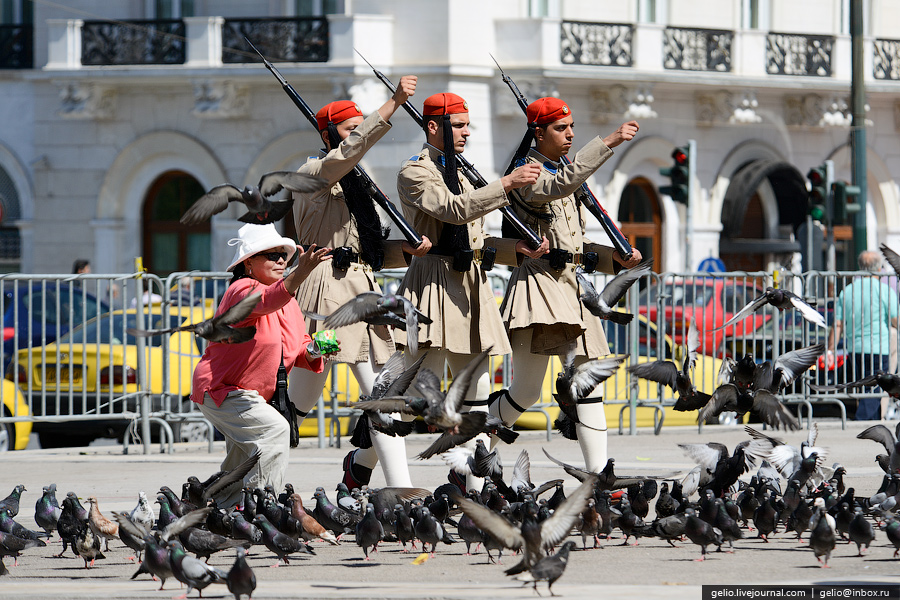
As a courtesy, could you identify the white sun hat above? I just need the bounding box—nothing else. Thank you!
[226,223,297,272]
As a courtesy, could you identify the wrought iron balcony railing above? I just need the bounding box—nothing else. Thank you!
[766,32,834,77]
[81,19,186,65]
[664,27,732,72]
[0,24,33,69]
[873,38,900,80]
[560,21,632,67]
[222,17,328,63]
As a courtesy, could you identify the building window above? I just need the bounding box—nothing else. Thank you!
[293,0,344,16]
[1,0,32,24]
[638,0,657,24]
[142,171,209,276]
[150,0,194,19]
[528,0,559,18]
[741,0,768,30]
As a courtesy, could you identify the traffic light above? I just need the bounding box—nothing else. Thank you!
[660,146,690,204]
[807,165,828,223]
[832,180,861,224]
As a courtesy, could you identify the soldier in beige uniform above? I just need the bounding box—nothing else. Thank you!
[289,76,433,489]
[491,97,642,472]
[396,92,548,491]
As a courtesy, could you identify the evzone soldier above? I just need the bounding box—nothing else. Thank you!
[490,97,642,472]
[288,75,433,489]
[395,92,549,491]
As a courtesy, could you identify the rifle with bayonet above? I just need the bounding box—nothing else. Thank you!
[356,51,543,251]
[491,56,633,261]
[245,38,423,249]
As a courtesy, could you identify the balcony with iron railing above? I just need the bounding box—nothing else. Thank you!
[494,19,900,83]
[46,14,401,70]
[38,15,900,83]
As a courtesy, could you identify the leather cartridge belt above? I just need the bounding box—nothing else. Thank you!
[427,247,496,272]
[539,248,598,272]
[301,245,382,271]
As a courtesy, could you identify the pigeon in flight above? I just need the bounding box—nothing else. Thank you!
[451,474,597,576]
[576,259,653,324]
[180,171,328,225]
[809,371,900,400]
[306,292,432,355]
[553,344,627,438]
[697,382,800,431]
[627,321,711,412]
[128,292,261,343]
[856,422,900,475]
[716,286,825,330]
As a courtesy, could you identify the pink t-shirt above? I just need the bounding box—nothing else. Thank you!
[191,277,324,407]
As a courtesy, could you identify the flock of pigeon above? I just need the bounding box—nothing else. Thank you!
[6,189,900,594]
[3,416,900,598]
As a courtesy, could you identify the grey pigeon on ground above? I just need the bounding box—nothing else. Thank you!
[180,170,328,225]
[56,494,86,558]
[414,507,453,555]
[73,519,105,569]
[0,485,25,518]
[0,508,48,542]
[512,540,577,596]
[253,514,315,566]
[355,503,385,560]
[168,540,228,597]
[34,484,61,538]
[393,503,416,552]
[809,498,837,567]
[576,260,652,324]
[128,292,261,343]
[684,507,723,561]
[848,506,875,555]
[226,547,256,600]
[312,487,358,537]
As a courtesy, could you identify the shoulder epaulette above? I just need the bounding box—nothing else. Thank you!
[408,155,420,161]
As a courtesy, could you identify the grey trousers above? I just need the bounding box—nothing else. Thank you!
[196,390,290,508]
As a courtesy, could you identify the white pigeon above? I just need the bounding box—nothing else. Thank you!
[130,491,155,531]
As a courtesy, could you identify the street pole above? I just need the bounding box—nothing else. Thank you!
[824,159,835,271]
[686,139,696,271]
[850,0,868,257]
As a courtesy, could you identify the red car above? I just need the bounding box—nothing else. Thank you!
[639,277,771,356]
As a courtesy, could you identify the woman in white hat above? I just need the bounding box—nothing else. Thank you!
[191,223,335,505]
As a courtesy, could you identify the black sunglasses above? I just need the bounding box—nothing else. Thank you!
[255,251,288,262]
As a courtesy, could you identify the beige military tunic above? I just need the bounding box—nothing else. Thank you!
[292,112,408,366]
[396,145,519,356]
[500,137,619,356]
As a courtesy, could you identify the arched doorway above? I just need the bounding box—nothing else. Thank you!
[618,177,662,268]
[0,166,22,273]
[719,160,806,271]
[142,171,209,276]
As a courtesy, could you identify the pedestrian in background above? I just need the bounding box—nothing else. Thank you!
[827,250,900,420]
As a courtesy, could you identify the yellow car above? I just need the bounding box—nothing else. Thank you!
[506,315,726,432]
[8,305,212,448]
[0,379,32,451]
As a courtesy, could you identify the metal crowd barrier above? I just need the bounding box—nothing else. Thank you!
[2,267,897,454]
